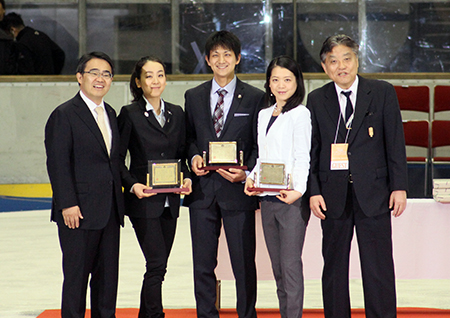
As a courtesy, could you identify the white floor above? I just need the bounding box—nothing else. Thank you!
[0,208,449,318]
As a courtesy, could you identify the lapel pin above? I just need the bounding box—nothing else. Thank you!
[238,94,242,99]
[144,112,149,117]
[368,127,374,137]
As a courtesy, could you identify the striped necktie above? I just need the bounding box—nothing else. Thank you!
[213,89,227,137]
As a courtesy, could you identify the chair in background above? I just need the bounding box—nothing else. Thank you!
[394,85,430,115]
[402,120,430,197]
[434,85,450,115]
[431,120,450,180]
[395,86,431,197]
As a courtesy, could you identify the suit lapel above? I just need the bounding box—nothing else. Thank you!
[220,79,244,139]
[105,102,119,156]
[323,83,348,142]
[163,102,175,133]
[202,81,219,139]
[139,98,167,135]
[348,76,371,144]
[72,93,109,155]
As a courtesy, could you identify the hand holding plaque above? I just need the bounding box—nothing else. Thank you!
[199,141,247,171]
[247,161,292,193]
[143,159,189,193]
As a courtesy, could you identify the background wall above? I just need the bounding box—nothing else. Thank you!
[0,78,263,183]
[0,76,448,184]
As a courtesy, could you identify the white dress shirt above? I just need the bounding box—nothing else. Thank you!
[210,76,237,124]
[80,90,112,149]
[144,96,166,127]
[335,75,359,122]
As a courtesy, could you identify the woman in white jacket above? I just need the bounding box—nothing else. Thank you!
[244,55,311,318]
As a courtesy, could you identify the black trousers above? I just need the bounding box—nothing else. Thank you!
[321,183,396,318]
[58,209,120,318]
[129,208,177,318]
[189,200,257,318]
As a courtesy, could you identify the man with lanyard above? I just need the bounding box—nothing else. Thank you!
[307,34,408,318]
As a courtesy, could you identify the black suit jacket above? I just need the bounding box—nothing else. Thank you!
[184,78,265,211]
[118,98,190,219]
[45,92,125,229]
[307,76,408,218]
[17,26,65,75]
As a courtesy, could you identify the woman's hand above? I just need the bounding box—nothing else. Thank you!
[276,189,302,205]
[244,177,262,196]
[132,183,157,199]
[178,178,192,195]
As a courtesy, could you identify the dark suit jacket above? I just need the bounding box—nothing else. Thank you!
[118,98,190,219]
[184,78,265,211]
[45,92,125,229]
[0,30,19,75]
[17,26,65,75]
[307,76,408,218]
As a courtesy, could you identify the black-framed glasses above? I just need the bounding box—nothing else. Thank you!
[83,69,113,79]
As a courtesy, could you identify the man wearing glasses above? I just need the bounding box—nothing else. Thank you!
[45,52,124,318]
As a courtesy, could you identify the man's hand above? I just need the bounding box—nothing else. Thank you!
[62,205,84,229]
[132,183,157,199]
[217,168,246,183]
[389,190,407,217]
[310,195,327,220]
[191,155,209,176]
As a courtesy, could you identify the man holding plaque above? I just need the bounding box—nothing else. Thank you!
[184,30,265,318]
[45,52,124,318]
[307,35,408,318]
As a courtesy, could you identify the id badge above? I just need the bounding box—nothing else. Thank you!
[330,143,349,170]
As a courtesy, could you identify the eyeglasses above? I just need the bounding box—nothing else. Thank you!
[83,69,113,79]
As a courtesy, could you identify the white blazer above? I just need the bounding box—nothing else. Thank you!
[250,103,312,196]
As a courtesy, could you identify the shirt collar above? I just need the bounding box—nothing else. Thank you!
[212,75,237,95]
[144,96,165,115]
[334,75,359,98]
[80,90,105,112]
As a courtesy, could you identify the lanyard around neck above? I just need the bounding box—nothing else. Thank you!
[333,111,352,144]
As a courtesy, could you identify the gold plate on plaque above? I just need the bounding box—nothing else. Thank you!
[208,141,238,164]
[260,163,286,185]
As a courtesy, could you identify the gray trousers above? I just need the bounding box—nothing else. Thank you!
[260,197,307,318]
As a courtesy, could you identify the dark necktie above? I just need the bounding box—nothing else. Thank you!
[342,91,353,126]
[213,89,227,137]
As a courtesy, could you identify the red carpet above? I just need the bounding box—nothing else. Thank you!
[37,308,450,317]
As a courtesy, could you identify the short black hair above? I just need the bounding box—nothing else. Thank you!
[129,56,166,102]
[320,34,359,63]
[205,30,241,59]
[76,51,114,76]
[264,55,305,113]
[3,12,24,29]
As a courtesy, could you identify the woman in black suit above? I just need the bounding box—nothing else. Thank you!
[118,56,191,318]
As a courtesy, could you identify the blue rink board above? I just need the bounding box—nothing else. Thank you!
[0,196,52,212]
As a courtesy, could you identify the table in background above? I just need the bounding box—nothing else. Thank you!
[216,199,450,281]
